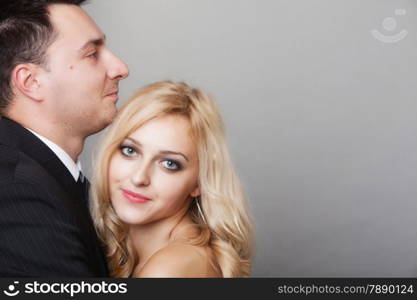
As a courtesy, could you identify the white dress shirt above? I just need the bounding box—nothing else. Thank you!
[25,128,82,182]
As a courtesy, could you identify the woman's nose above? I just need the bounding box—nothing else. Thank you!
[130,163,151,187]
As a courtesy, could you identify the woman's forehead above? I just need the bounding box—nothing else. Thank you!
[127,115,196,157]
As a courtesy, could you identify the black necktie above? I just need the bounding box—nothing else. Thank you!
[77,171,90,208]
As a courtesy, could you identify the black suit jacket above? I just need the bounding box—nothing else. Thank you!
[0,117,108,277]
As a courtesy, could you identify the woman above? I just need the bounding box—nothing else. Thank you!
[91,81,253,277]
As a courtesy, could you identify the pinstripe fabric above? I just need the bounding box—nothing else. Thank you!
[0,117,108,277]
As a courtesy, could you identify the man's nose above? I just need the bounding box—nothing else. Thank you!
[106,50,129,80]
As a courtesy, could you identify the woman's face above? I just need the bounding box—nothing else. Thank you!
[108,114,200,226]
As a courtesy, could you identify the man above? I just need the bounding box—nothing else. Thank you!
[0,0,129,276]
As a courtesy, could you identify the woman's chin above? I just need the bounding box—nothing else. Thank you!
[114,209,147,226]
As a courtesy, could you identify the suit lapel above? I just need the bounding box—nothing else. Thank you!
[0,117,109,275]
[0,117,79,196]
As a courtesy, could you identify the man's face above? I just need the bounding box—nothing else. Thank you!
[40,4,129,136]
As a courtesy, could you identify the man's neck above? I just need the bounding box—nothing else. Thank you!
[5,114,84,162]
[28,126,84,162]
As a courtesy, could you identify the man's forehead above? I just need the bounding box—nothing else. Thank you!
[48,3,103,43]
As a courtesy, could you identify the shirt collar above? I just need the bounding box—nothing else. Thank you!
[25,128,82,182]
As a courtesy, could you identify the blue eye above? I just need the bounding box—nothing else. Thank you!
[120,146,137,157]
[162,160,181,171]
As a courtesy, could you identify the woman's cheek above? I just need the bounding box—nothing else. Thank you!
[110,155,129,180]
[156,173,195,207]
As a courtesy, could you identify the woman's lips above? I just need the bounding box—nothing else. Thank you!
[121,189,151,203]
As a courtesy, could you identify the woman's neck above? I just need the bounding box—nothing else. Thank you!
[129,209,197,271]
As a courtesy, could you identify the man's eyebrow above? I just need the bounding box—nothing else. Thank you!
[125,137,189,162]
[78,35,106,52]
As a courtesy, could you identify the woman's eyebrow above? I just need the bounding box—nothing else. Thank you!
[126,137,141,146]
[159,150,189,162]
[125,137,189,162]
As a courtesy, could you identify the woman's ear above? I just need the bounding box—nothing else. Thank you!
[12,63,43,102]
[190,185,201,198]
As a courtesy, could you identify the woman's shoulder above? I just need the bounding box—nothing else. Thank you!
[135,243,220,278]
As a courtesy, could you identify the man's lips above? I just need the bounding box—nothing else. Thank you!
[106,90,119,96]
[121,189,151,203]
[105,89,119,100]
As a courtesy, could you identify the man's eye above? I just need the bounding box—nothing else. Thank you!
[120,146,137,157]
[161,160,181,171]
[87,51,98,58]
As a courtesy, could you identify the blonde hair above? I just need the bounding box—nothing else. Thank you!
[90,81,253,277]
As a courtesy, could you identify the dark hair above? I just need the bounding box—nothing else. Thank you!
[0,0,87,114]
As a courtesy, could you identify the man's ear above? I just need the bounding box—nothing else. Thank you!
[12,63,44,102]
[190,184,201,198]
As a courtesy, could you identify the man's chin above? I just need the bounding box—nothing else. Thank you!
[86,109,118,136]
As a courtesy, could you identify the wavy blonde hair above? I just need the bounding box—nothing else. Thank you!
[90,81,253,277]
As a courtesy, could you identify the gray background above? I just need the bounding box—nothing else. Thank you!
[81,0,417,277]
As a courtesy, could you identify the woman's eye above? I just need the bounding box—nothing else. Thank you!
[161,160,181,171]
[120,146,137,157]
